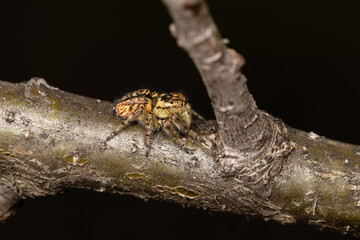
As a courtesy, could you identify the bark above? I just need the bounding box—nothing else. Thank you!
[162,0,294,185]
[0,0,360,237]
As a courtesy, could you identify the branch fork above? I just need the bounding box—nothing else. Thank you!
[162,0,293,182]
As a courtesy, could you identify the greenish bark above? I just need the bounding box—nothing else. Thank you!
[1,78,360,236]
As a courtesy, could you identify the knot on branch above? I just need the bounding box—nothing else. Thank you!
[217,113,296,186]
[24,77,61,103]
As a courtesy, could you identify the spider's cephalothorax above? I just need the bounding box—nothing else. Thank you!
[106,89,210,157]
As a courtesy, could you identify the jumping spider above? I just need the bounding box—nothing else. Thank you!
[106,89,212,157]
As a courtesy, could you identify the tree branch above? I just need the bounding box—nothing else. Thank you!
[162,0,294,185]
[0,78,239,215]
[162,0,261,150]
[161,0,360,236]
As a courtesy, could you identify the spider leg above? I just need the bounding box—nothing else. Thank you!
[106,108,143,142]
[152,113,158,130]
[191,109,205,121]
[160,119,195,153]
[170,114,214,157]
[169,114,191,134]
[144,112,152,157]
[160,119,180,140]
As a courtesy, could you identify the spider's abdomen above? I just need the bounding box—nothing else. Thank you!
[114,97,150,120]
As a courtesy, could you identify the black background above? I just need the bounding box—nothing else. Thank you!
[0,0,359,239]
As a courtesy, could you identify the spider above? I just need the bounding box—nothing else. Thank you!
[106,89,212,157]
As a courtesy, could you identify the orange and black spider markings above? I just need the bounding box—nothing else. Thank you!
[107,89,212,157]
[114,97,149,120]
[118,89,151,102]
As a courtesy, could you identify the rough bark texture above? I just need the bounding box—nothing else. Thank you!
[1,0,360,237]
[164,0,264,151]
[162,0,295,187]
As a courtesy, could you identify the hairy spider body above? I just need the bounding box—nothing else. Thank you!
[107,89,210,157]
